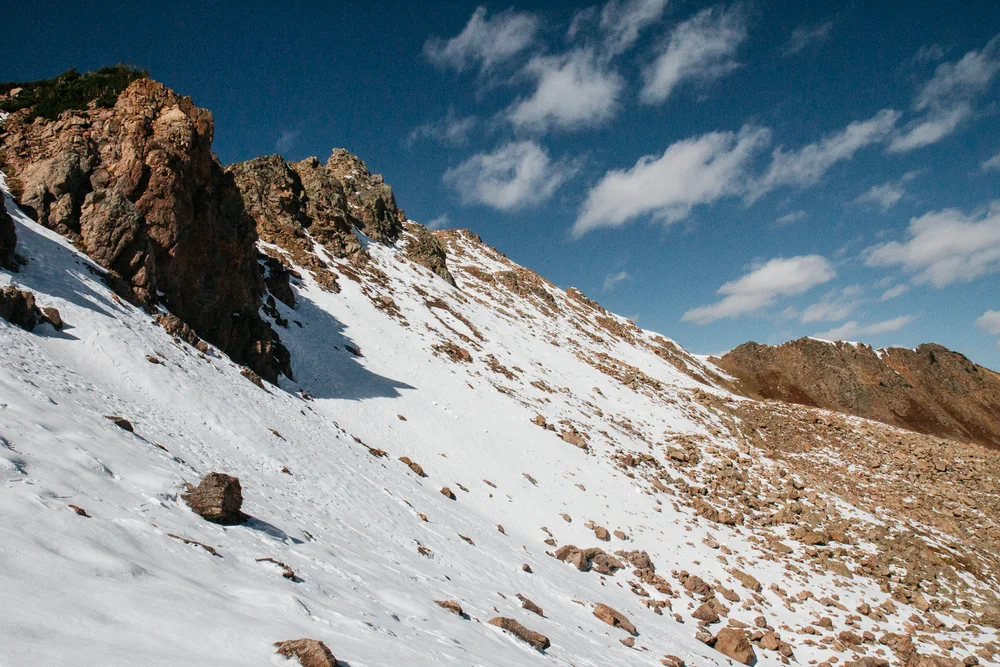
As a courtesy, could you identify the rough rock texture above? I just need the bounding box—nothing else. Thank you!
[487,616,550,651]
[324,148,404,243]
[717,337,1000,449]
[0,285,43,330]
[0,78,290,382]
[713,628,756,665]
[0,196,16,268]
[273,638,337,667]
[405,222,455,286]
[593,602,638,635]
[182,472,244,524]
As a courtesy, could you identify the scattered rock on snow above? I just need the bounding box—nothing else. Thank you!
[593,603,638,636]
[713,628,756,665]
[104,416,134,432]
[440,486,456,500]
[273,638,337,667]
[488,617,550,651]
[435,599,468,618]
[399,456,426,476]
[183,472,244,524]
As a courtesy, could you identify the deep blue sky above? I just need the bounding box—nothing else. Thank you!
[4,1,1000,367]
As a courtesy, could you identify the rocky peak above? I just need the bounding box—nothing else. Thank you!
[716,336,1000,449]
[324,148,404,243]
[0,76,290,382]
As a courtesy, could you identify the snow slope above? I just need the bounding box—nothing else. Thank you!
[1,185,998,666]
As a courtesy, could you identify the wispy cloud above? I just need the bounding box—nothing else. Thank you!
[775,210,808,226]
[800,285,862,323]
[981,151,1000,172]
[640,5,747,105]
[408,110,478,146]
[782,20,835,57]
[424,6,539,73]
[889,34,1000,152]
[866,200,1000,287]
[853,171,920,211]
[597,0,669,56]
[508,49,624,131]
[443,141,575,211]
[814,315,914,341]
[573,125,770,236]
[682,255,836,324]
[880,284,909,301]
[975,310,1000,335]
[275,128,300,154]
[602,270,632,291]
[748,109,900,201]
[425,214,451,230]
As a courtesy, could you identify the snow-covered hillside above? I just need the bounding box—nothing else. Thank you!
[2,182,999,667]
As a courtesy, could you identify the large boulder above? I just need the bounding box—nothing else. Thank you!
[713,628,756,665]
[0,285,43,330]
[593,603,638,636]
[273,639,337,667]
[488,616,550,651]
[183,473,244,524]
[0,77,290,383]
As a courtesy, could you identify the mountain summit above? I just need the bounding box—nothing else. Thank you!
[1,72,999,666]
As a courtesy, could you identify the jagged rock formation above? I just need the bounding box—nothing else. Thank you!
[0,78,290,382]
[716,337,1000,449]
[324,147,404,243]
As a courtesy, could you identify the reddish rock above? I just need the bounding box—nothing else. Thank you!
[713,628,756,665]
[399,456,426,477]
[273,638,337,667]
[440,487,456,500]
[183,472,244,524]
[0,285,43,330]
[488,616,550,651]
[593,603,638,636]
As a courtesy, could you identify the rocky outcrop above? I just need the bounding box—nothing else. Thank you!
[324,148,404,243]
[183,472,244,524]
[0,197,16,268]
[0,77,290,382]
[0,285,44,330]
[716,338,1000,450]
[405,222,455,286]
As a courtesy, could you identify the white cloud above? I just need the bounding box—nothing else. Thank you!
[853,171,919,211]
[424,6,539,73]
[598,0,669,56]
[976,310,1000,335]
[443,141,574,211]
[408,110,478,146]
[602,270,631,291]
[573,125,769,236]
[913,44,945,64]
[889,34,1000,152]
[782,20,835,56]
[508,49,624,131]
[880,284,909,301]
[425,214,450,230]
[749,109,900,201]
[814,315,914,341]
[775,210,808,226]
[800,285,862,323]
[981,151,1000,172]
[640,5,747,105]
[866,200,1000,287]
[682,255,836,324]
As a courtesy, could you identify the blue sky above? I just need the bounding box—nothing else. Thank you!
[3,1,1000,366]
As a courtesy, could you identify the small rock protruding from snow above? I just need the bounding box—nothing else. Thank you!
[487,616,550,651]
[183,473,244,524]
[273,638,337,667]
[593,603,638,636]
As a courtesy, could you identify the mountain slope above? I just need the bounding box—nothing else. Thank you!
[716,338,1000,450]
[1,76,999,667]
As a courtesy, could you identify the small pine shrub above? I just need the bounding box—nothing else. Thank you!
[0,64,148,121]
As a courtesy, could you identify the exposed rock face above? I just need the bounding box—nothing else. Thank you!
[0,285,43,330]
[0,198,16,268]
[717,338,1000,449]
[0,78,290,382]
[404,222,455,286]
[273,638,337,667]
[487,616,550,651]
[324,148,404,243]
[593,603,638,635]
[183,472,244,524]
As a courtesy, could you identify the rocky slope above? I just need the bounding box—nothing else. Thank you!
[1,72,999,667]
[716,338,1000,450]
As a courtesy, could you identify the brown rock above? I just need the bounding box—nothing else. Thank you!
[440,486,456,500]
[105,416,134,432]
[693,602,720,624]
[273,639,337,667]
[42,307,63,329]
[713,628,757,665]
[517,594,544,616]
[593,603,638,636]
[488,616,550,651]
[399,456,426,477]
[435,599,466,618]
[0,285,43,330]
[594,525,610,541]
[183,472,244,524]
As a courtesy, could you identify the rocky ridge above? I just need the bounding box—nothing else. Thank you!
[717,338,1000,450]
